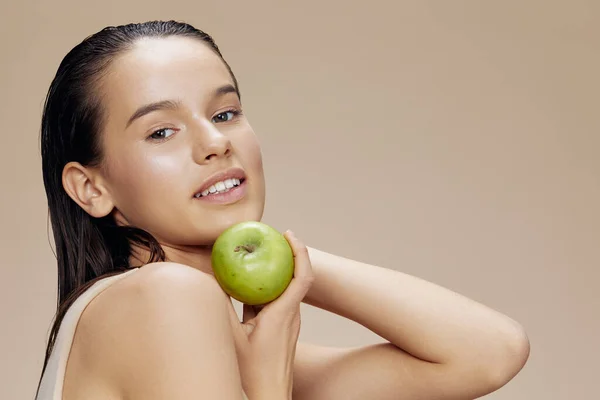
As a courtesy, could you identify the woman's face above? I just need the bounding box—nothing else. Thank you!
[96,36,265,248]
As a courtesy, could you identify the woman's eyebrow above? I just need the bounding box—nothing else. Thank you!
[212,84,238,99]
[126,99,181,128]
[125,84,238,129]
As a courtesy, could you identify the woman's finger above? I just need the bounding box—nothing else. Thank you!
[242,303,257,323]
[241,304,258,335]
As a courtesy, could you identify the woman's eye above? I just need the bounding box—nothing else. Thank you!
[212,110,238,123]
[149,128,176,140]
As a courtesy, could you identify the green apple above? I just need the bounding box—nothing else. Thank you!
[211,221,294,305]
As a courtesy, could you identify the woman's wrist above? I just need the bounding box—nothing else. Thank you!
[302,247,335,308]
[244,380,290,400]
[247,389,289,400]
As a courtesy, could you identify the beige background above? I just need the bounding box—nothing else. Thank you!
[1,1,598,399]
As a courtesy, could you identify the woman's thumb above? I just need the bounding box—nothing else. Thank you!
[241,304,258,335]
[242,303,257,323]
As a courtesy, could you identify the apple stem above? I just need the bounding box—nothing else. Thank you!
[234,244,257,253]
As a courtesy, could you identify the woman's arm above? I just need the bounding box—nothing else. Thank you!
[293,247,529,399]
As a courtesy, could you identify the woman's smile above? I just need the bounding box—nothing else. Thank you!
[194,177,248,205]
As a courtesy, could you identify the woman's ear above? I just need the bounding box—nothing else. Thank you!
[62,161,115,218]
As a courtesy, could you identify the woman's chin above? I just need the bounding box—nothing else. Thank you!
[194,215,261,242]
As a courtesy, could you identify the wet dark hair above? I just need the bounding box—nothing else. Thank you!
[37,20,239,395]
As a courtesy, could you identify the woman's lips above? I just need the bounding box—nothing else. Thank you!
[193,179,248,205]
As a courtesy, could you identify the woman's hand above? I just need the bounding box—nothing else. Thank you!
[234,230,315,400]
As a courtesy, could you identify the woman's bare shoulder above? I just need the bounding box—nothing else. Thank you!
[72,262,245,399]
[84,260,220,306]
[79,262,226,331]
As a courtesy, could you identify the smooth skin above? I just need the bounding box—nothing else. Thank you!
[62,36,530,399]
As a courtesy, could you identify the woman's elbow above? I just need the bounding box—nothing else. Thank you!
[480,321,531,392]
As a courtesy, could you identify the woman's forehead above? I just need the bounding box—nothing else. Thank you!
[101,37,234,112]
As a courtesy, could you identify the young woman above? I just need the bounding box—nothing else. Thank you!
[36,20,530,400]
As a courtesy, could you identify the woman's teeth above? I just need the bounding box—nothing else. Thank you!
[195,178,242,198]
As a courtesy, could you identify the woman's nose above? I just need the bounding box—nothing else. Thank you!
[192,124,233,163]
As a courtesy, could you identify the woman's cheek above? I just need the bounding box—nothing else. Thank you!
[121,151,186,198]
[146,152,184,178]
[243,134,264,171]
